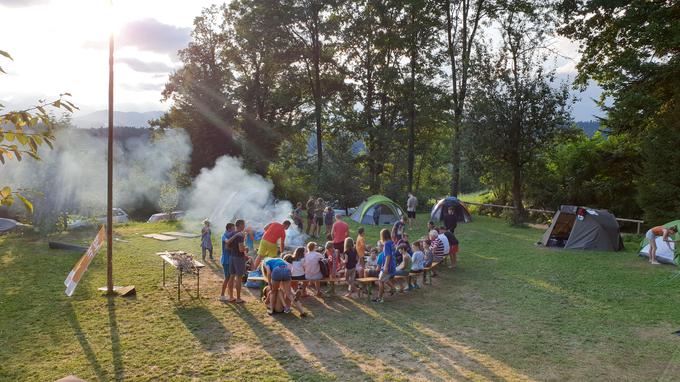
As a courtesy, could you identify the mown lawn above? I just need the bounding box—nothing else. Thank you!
[1,214,679,381]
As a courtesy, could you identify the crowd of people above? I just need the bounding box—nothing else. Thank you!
[198,194,461,315]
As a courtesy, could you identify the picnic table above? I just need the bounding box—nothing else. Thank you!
[157,251,205,300]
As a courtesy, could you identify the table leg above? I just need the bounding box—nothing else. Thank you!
[197,268,200,299]
[178,270,181,301]
[367,283,373,301]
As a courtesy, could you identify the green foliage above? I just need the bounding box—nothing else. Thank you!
[525,130,642,218]
[637,118,680,225]
[0,50,76,213]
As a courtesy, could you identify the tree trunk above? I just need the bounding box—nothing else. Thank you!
[312,10,323,172]
[407,25,417,193]
[511,158,525,224]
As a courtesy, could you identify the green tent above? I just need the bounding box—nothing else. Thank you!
[351,195,405,225]
[638,220,679,264]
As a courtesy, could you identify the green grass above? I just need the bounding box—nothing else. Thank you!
[1,215,680,381]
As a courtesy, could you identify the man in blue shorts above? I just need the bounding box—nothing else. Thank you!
[219,223,235,302]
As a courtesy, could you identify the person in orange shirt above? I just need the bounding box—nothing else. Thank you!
[254,220,291,268]
[645,225,678,265]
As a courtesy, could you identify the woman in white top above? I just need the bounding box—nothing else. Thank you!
[303,242,324,296]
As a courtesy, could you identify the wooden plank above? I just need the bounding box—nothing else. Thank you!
[143,234,177,241]
[162,232,200,238]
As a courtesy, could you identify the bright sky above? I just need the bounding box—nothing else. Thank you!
[0,0,603,121]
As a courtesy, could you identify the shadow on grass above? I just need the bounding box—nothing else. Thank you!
[174,306,232,352]
[64,297,125,382]
[233,303,360,381]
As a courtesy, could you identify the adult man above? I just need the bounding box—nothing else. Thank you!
[255,220,291,268]
[391,216,406,242]
[305,197,316,235]
[225,219,247,303]
[406,193,418,227]
[331,214,349,254]
[443,206,458,233]
[314,198,325,238]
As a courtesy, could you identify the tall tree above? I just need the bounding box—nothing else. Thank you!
[443,0,488,196]
[283,0,341,172]
[466,0,571,223]
[559,0,680,222]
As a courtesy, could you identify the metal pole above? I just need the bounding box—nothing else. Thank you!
[106,0,114,294]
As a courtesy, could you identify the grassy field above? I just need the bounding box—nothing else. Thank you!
[1,214,679,381]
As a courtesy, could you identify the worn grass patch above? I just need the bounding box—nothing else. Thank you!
[1,215,679,381]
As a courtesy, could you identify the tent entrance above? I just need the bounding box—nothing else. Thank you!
[546,212,576,247]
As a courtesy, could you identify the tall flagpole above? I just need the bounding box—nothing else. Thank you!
[106,0,114,294]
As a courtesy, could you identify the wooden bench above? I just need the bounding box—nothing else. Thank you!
[247,275,348,297]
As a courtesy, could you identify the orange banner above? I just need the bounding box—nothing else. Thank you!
[64,226,106,296]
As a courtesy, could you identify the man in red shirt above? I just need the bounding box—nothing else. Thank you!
[331,215,349,253]
[255,220,291,268]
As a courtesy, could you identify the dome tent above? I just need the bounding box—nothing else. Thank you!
[351,195,405,225]
[539,205,623,251]
[431,196,472,224]
[638,220,679,265]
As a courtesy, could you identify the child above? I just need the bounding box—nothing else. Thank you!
[394,244,412,292]
[324,206,334,237]
[290,246,306,292]
[219,223,236,302]
[342,237,358,297]
[356,227,366,275]
[423,239,434,267]
[410,241,425,289]
[244,226,256,257]
[365,248,380,277]
[201,220,214,261]
[324,241,341,278]
[373,228,396,303]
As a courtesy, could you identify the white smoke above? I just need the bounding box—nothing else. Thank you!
[0,128,191,222]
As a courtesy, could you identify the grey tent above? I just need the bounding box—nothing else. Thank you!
[0,218,20,233]
[540,205,623,251]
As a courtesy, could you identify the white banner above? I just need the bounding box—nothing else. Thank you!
[64,226,106,296]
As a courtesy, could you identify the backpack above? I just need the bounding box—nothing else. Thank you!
[318,258,330,278]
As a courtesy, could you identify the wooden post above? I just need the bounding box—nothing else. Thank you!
[105,0,114,295]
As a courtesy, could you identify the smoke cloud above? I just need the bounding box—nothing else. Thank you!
[185,156,292,230]
[0,128,191,225]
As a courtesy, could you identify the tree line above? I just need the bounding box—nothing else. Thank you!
[155,0,679,225]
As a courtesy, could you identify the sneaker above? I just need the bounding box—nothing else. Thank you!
[219,295,228,302]
[650,260,661,265]
[414,284,421,289]
[267,308,274,315]
[283,306,292,314]
[371,298,384,303]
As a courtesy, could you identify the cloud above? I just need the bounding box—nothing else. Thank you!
[0,0,49,7]
[117,18,191,55]
[117,57,172,73]
[122,82,164,92]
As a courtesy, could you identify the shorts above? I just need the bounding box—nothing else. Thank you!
[345,268,356,284]
[229,255,247,276]
[407,211,416,219]
[367,269,380,277]
[315,216,324,225]
[449,245,459,255]
[307,215,314,222]
[271,266,292,282]
[291,274,306,281]
[333,242,344,252]
[258,239,278,258]
[306,272,323,280]
[378,271,394,282]
[395,270,410,277]
[221,254,230,278]
[645,229,655,241]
